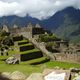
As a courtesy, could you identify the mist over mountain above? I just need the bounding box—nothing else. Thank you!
[0,7,80,43]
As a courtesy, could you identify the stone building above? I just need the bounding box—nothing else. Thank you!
[8,23,50,38]
[25,23,45,38]
[52,43,80,63]
[2,25,9,33]
[55,40,69,49]
[10,25,20,36]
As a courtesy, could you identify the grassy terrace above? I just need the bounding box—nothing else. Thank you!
[23,57,48,64]
[19,43,33,47]
[45,61,80,69]
[20,48,40,54]
[17,40,28,43]
[8,50,18,54]
[0,50,17,60]
[0,61,80,75]
[0,38,80,77]
[0,61,42,75]
[0,56,9,60]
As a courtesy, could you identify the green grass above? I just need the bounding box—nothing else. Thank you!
[45,61,80,69]
[24,57,47,64]
[0,56,9,60]
[0,50,17,60]
[0,48,19,60]
[0,61,42,75]
[0,60,80,75]
[17,39,28,43]
[20,48,40,54]
[8,50,18,54]
[19,43,33,47]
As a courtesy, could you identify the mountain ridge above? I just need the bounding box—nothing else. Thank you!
[0,7,80,43]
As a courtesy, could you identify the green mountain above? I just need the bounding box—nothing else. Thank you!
[55,14,80,43]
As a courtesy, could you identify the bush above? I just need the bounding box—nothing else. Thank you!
[2,37,14,46]
[39,34,60,42]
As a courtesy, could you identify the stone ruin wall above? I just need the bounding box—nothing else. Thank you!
[53,53,80,63]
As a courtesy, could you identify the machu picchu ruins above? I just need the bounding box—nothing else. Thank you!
[0,23,80,80]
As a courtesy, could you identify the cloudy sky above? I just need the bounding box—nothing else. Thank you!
[0,0,80,19]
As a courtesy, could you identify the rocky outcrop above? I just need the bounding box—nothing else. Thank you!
[10,71,26,80]
[5,57,19,64]
[26,73,43,80]
[1,71,27,80]
[1,72,11,79]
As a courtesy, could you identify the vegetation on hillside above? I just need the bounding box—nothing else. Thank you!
[38,34,60,42]
[55,14,80,43]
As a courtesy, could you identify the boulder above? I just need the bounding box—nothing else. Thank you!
[26,73,43,80]
[5,57,19,64]
[43,69,71,80]
[10,71,26,80]
[1,72,11,79]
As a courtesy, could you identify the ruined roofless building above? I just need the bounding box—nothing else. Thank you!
[26,23,45,38]
[2,25,9,33]
[10,24,20,36]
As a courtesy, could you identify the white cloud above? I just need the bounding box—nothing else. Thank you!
[0,0,80,19]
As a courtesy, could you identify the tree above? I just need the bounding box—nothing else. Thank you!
[2,36,14,46]
[39,34,60,42]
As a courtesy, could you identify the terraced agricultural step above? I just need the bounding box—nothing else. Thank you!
[23,57,50,65]
[19,43,34,52]
[20,49,43,61]
[20,48,40,54]
[17,39,28,43]
[0,56,10,61]
[19,43,32,47]
[0,50,16,61]
[13,36,23,41]
[18,40,29,45]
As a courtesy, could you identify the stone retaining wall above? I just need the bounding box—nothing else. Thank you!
[21,51,43,61]
[54,53,80,63]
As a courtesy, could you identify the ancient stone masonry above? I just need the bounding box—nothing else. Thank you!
[24,23,45,38]
[2,23,48,39]
[2,25,9,32]
[1,23,80,63]
[52,44,80,63]
[10,25,20,36]
[47,40,80,63]
[53,53,80,63]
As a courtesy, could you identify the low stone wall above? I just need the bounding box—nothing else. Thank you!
[53,53,80,63]
[21,51,43,61]
[13,36,23,41]
[20,45,34,52]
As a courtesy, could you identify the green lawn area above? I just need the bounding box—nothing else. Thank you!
[16,39,28,43]
[8,50,18,54]
[45,61,80,69]
[24,57,47,64]
[0,56,9,60]
[19,43,33,47]
[20,48,40,54]
[0,50,17,60]
[0,60,80,75]
[0,61,42,75]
